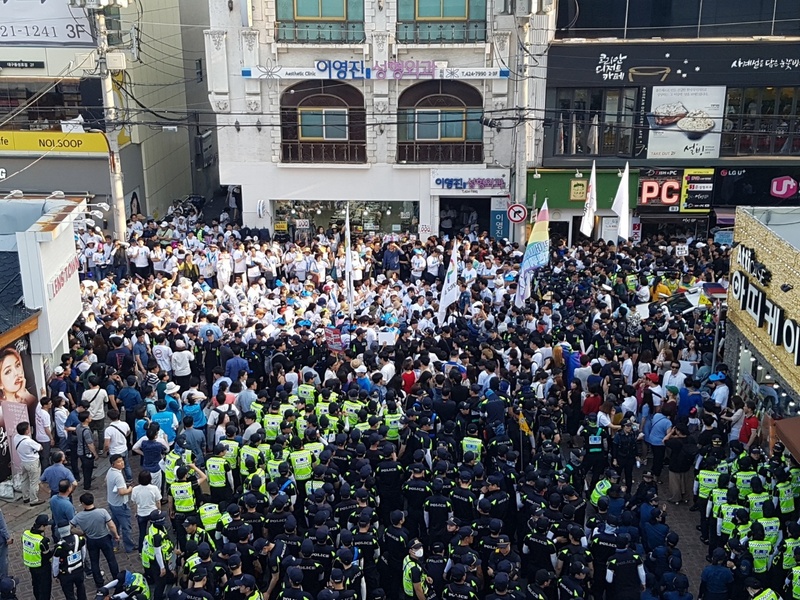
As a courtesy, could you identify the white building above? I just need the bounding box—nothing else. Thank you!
[205,0,556,240]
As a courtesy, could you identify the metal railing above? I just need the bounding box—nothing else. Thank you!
[275,21,367,43]
[396,141,483,163]
[281,140,367,163]
[396,20,486,43]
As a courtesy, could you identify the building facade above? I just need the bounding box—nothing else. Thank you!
[530,0,800,244]
[205,0,556,239]
[0,0,216,220]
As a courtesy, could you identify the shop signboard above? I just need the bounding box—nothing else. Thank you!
[638,168,712,213]
[631,217,641,243]
[490,197,509,240]
[0,130,108,154]
[0,0,94,46]
[714,230,734,246]
[714,167,800,207]
[547,41,800,87]
[430,169,510,195]
[243,61,510,81]
[647,86,725,160]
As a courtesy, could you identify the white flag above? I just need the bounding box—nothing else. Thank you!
[344,203,355,319]
[579,160,597,237]
[611,162,631,243]
[437,240,460,324]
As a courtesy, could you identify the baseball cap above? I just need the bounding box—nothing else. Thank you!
[234,574,257,589]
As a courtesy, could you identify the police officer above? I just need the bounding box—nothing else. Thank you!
[283,567,314,600]
[744,577,781,600]
[233,573,263,600]
[700,547,734,600]
[605,534,645,600]
[444,563,479,600]
[51,521,87,600]
[22,514,52,600]
[184,566,215,600]
[206,443,234,504]
[97,569,150,599]
[169,464,207,550]
[402,539,429,600]
[580,413,608,490]
[142,510,174,600]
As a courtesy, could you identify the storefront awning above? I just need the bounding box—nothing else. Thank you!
[635,213,709,223]
[714,208,737,225]
[775,417,800,462]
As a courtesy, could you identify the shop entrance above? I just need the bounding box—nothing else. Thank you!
[439,197,491,237]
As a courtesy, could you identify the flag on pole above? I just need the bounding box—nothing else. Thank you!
[437,240,460,324]
[611,162,631,244]
[514,200,550,308]
[579,160,597,237]
[344,203,355,320]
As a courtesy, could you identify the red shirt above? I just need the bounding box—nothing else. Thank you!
[739,415,759,444]
[582,394,603,415]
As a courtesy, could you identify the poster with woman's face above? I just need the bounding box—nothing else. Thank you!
[0,337,38,480]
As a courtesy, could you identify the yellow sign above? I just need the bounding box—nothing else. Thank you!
[0,131,109,154]
[570,179,587,201]
[680,168,714,213]
[274,221,288,232]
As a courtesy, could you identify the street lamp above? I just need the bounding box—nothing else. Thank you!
[3,190,23,199]
[88,202,111,211]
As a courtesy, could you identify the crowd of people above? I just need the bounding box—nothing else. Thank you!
[6,207,798,600]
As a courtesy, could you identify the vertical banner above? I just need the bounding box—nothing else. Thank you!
[0,336,38,480]
[490,197,509,240]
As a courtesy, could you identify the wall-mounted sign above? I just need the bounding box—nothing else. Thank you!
[548,41,800,87]
[569,179,587,201]
[0,60,45,69]
[47,255,80,300]
[430,169,510,195]
[0,131,108,154]
[638,168,711,213]
[714,167,800,207]
[730,253,800,366]
[647,86,725,160]
[0,168,5,180]
[0,1,94,47]
[243,62,510,81]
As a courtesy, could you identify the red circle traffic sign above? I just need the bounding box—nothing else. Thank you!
[507,203,528,223]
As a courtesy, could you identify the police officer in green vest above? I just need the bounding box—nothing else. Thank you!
[164,435,194,486]
[142,511,172,598]
[288,437,315,502]
[747,522,775,578]
[785,546,800,600]
[590,469,619,508]
[402,538,429,600]
[297,371,318,408]
[198,501,223,535]
[461,423,484,462]
[735,457,759,500]
[239,433,264,476]
[262,403,283,442]
[384,401,404,442]
[219,424,242,489]
[749,477,772,521]
[745,576,781,600]
[99,569,151,600]
[696,457,721,543]
[22,514,52,600]
[170,463,207,551]
[775,469,797,523]
[304,428,325,459]
[206,443,234,504]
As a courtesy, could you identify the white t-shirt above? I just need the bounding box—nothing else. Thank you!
[104,421,130,455]
[83,387,109,421]
[34,405,52,443]
[171,350,194,377]
[131,483,162,517]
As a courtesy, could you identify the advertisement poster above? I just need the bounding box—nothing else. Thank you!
[647,86,726,160]
[0,337,38,481]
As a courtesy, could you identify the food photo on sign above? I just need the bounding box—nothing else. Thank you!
[647,86,726,160]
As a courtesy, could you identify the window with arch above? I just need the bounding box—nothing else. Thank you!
[397,80,484,163]
[280,80,367,163]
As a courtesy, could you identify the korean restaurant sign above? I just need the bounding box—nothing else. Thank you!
[730,245,800,366]
[548,41,800,87]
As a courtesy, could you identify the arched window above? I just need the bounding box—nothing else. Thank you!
[397,80,484,163]
[280,80,367,163]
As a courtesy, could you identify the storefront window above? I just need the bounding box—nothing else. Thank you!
[554,87,637,157]
[272,200,420,242]
[723,86,800,156]
[0,81,85,130]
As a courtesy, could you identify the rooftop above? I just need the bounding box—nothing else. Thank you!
[748,207,800,253]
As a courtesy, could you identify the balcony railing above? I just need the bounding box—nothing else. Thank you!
[396,141,483,163]
[282,141,367,163]
[275,21,366,43]
[396,20,486,43]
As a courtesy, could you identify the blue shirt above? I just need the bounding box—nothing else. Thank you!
[50,494,76,527]
[211,377,232,398]
[118,388,143,413]
[132,342,150,367]
[152,411,177,443]
[224,356,248,380]
[135,418,149,442]
[40,463,76,492]
[183,403,206,429]
[646,413,672,447]
[677,389,702,417]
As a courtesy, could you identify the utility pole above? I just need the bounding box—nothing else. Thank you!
[94,8,127,241]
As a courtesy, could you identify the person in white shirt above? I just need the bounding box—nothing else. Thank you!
[34,397,54,470]
[620,349,635,386]
[130,470,161,551]
[104,409,132,483]
[170,339,194,389]
[127,238,151,278]
[152,337,173,375]
[15,422,43,505]
[661,361,687,391]
[710,374,730,411]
